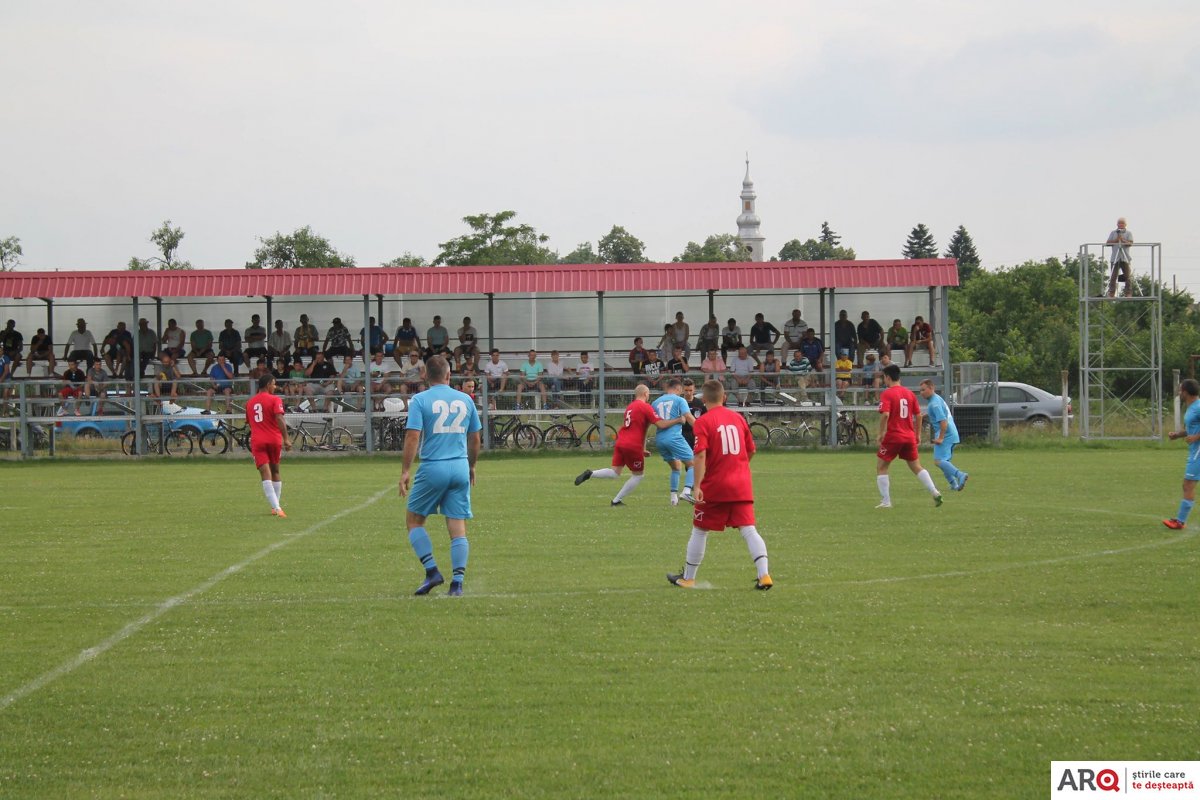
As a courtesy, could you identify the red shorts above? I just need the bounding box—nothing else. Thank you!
[877,436,918,463]
[251,440,282,468]
[611,443,645,473]
[692,501,755,532]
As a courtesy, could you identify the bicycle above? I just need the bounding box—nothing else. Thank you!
[198,418,252,455]
[766,416,820,446]
[487,413,542,449]
[122,423,194,456]
[541,414,618,450]
[836,411,871,446]
[290,416,359,452]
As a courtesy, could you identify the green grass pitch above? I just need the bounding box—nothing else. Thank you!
[1,448,1197,798]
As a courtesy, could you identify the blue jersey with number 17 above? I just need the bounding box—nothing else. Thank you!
[652,393,690,444]
[405,383,482,461]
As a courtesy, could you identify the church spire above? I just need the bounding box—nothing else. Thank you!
[737,154,765,261]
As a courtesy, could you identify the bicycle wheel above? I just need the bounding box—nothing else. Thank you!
[852,422,870,445]
[747,421,771,445]
[165,430,194,456]
[585,424,617,449]
[120,430,138,456]
[199,429,230,455]
[512,423,543,450]
[543,423,579,449]
[767,427,790,447]
[329,427,358,450]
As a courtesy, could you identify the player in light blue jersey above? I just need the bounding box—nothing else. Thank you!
[399,355,482,596]
[919,379,968,491]
[1163,379,1200,530]
[652,377,697,506]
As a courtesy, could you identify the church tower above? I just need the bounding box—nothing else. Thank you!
[736,155,765,262]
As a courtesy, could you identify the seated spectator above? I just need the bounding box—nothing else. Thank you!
[305,351,340,410]
[695,314,720,359]
[655,323,675,363]
[59,358,86,412]
[835,350,853,398]
[906,315,935,366]
[799,327,825,371]
[204,354,235,414]
[392,317,421,362]
[0,320,23,364]
[885,319,908,360]
[84,360,108,398]
[425,316,451,359]
[0,350,13,401]
[545,350,566,406]
[368,352,393,408]
[642,351,665,388]
[135,318,158,378]
[458,352,481,379]
[246,358,271,398]
[782,309,808,354]
[786,348,813,397]
[160,318,186,362]
[337,354,365,396]
[453,316,479,368]
[293,314,319,359]
[666,346,689,374]
[25,327,57,376]
[482,349,508,405]
[187,320,215,376]
[700,349,726,380]
[748,313,780,361]
[244,314,268,360]
[153,354,182,400]
[323,317,353,359]
[758,349,782,398]
[360,316,388,356]
[671,311,691,360]
[103,321,133,379]
[217,319,244,375]
[287,355,312,401]
[399,351,427,397]
[873,353,893,394]
[268,320,292,360]
[628,337,650,374]
[720,318,743,361]
[271,356,290,393]
[855,310,883,367]
[861,352,880,401]
[63,318,98,370]
[728,346,757,406]
[574,351,595,405]
[515,350,547,409]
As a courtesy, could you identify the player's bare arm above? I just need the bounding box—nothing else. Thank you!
[398,429,421,496]
[467,430,480,485]
[692,450,707,503]
[878,410,890,441]
[278,414,291,451]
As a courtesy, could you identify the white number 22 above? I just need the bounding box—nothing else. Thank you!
[432,399,469,434]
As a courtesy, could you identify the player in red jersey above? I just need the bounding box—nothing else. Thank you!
[875,363,942,509]
[246,373,292,517]
[574,383,683,506]
[667,380,772,590]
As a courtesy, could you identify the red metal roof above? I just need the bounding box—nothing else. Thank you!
[0,260,958,299]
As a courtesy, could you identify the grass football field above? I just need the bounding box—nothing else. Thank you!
[1,447,1197,798]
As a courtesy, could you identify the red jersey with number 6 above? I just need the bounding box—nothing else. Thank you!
[878,384,918,443]
[615,399,660,449]
[247,391,285,446]
[693,406,755,502]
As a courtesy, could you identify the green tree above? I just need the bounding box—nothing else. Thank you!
[382,252,428,267]
[0,236,22,271]
[819,221,841,246]
[434,210,556,266]
[245,226,355,269]
[673,233,749,263]
[945,225,981,283]
[776,238,856,261]
[902,224,938,259]
[559,242,599,264]
[128,220,193,271]
[597,225,648,263]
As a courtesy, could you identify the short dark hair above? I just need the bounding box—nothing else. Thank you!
[426,354,450,383]
[257,374,274,391]
[883,363,901,382]
[1182,378,1200,398]
[665,377,683,390]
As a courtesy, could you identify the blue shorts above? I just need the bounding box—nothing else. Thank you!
[408,459,473,520]
[658,437,694,464]
[1185,457,1200,482]
[933,440,958,463]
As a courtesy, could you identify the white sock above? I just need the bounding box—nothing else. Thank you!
[916,469,939,496]
[592,468,618,479]
[273,481,282,504]
[877,474,891,504]
[683,527,708,580]
[614,474,643,502]
[740,526,769,578]
[262,480,280,510]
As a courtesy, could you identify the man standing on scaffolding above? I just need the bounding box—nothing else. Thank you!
[1106,217,1134,298]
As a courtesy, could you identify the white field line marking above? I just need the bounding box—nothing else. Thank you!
[0,487,392,713]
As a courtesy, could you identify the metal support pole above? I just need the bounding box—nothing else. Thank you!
[818,289,827,344]
[265,296,273,335]
[597,291,607,446]
[1173,369,1182,432]
[939,286,952,394]
[480,380,491,449]
[1062,370,1071,438]
[826,287,837,447]
[487,293,495,352]
[376,294,384,335]
[707,289,715,322]
[132,297,144,455]
[154,298,163,353]
[43,298,54,351]
[17,381,30,458]
[362,295,373,453]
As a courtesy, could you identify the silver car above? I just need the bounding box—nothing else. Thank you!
[956,381,1072,427]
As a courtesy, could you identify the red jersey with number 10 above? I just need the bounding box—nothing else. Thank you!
[878,384,918,443]
[693,406,755,502]
[615,399,660,449]
[247,391,285,446]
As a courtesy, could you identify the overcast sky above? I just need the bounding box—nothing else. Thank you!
[2,1,1198,289]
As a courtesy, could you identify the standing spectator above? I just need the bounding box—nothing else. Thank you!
[799,328,825,371]
[728,346,757,406]
[482,349,509,404]
[25,327,56,376]
[628,337,650,375]
[187,320,215,376]
[666,347,690,374]
[63,318,98,370]
[0,320,23,363]
[246,373,291,518]
[244,314,268,361]
[700,349,726,382]
[670,312,691,360]
[833,310,857,364]
[204,354,235,414]
[885,319,908,361]
[399,351,428,397]
[545,350,566,406]
[875,363,943,509]
[575,351,595,405]
[305,351,340,410]
[855,311,884,367]
[153,354,182,400]
[268,320,292,361]
[655,323,675,363]
[906,316,935,367]
[782,309,808,355]
[1106,217,1134,298]
[293,314,319,359]
[103,321,133,380]
[135,318,158,378]
[84,359,108,398]
[160,318,186,362]
[393,317,421,362]
[515,350,547,409]
[748,313,780,361]
[452,316,479,369]
[425,315,451,359]
[720,318,743,362]
[217,319,244,375]
[323,317,353,359]
[695,315,720,359]
[360,316,388,356]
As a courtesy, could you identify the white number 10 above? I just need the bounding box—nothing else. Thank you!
[717,424,742,455]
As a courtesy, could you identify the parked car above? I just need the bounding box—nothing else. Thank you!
[56,399,221,440]
[955,381,1072,427]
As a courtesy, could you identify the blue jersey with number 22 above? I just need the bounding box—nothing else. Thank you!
[1186,399,1200,463]
[405,384,482,461]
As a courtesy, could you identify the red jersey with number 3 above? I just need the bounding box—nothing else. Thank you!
[247,391,285,446]
[693,406,755,502]
[878,384,918,443]
[615,399,660,449]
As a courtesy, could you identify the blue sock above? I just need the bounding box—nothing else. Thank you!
[409,527,438,575]
[450,537,469,585]
[685,466,694,490]
[938,461,958,487]
[670,470,680,492]
[1178,499,1194,523]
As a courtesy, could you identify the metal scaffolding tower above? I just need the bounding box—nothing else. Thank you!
[1078,241,1162,439]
